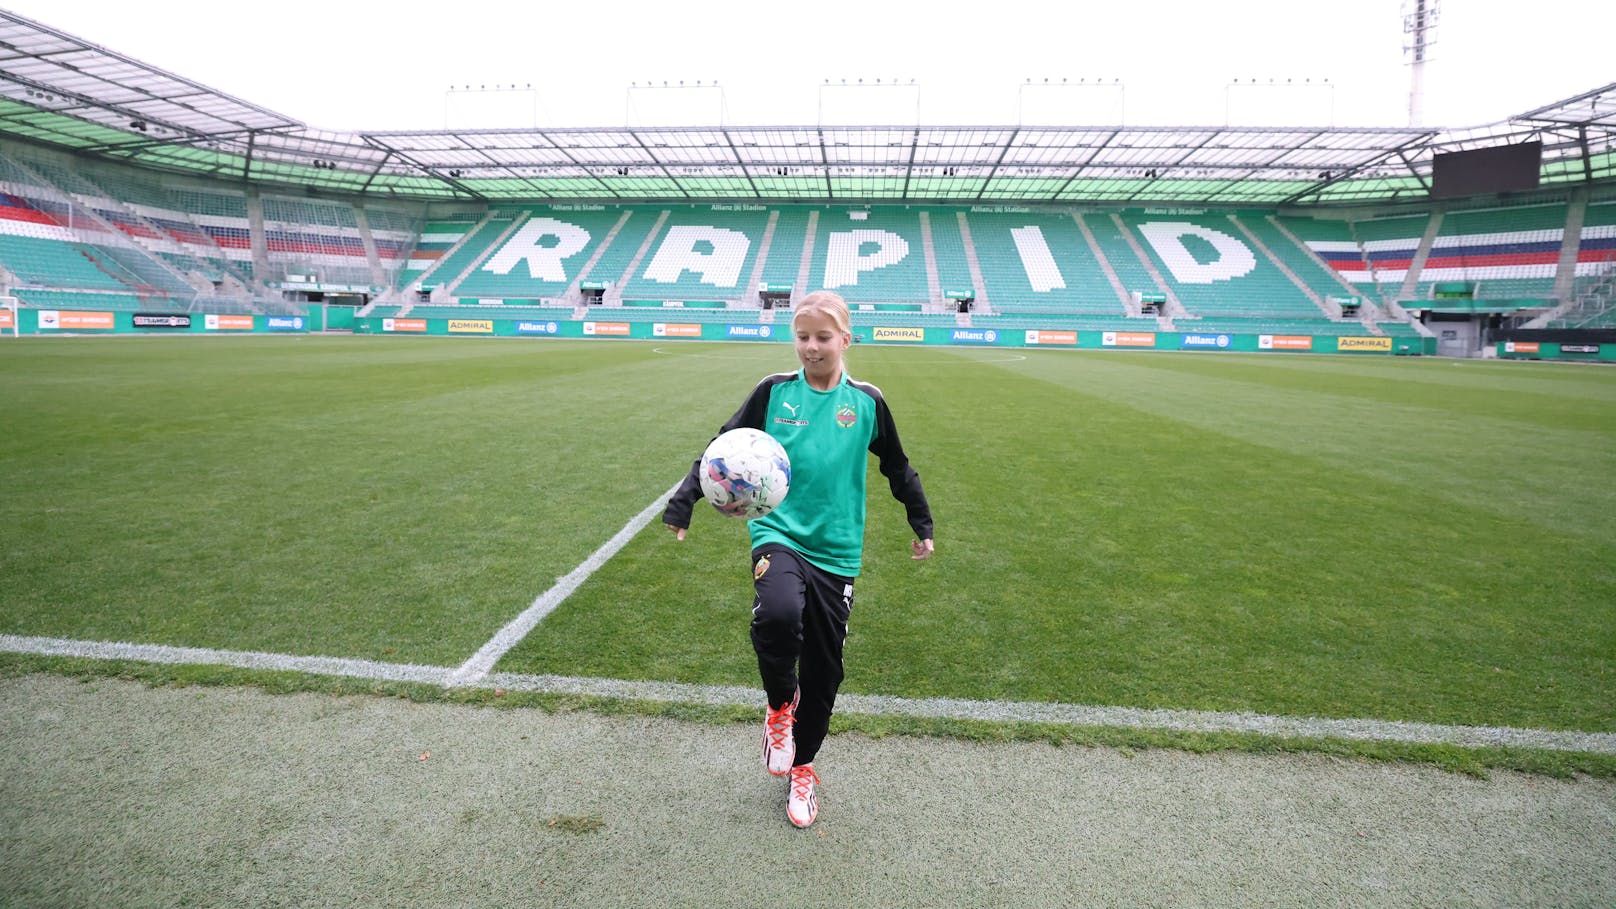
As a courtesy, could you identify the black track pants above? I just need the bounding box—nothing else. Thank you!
[749,544,853,767]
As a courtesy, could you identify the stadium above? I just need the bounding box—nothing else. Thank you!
[0,10,1611,354]
[2,5,1614,906]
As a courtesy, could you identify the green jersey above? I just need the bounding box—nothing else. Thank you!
[666,369,932,577]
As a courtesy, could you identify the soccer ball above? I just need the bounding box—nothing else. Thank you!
[699,428,791,520]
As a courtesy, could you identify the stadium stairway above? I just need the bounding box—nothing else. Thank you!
[242,193,269,287]
[1225,214,1339,320]
[1398,212,1445,302]
[1530,191,1607,328]
[1265,216,1377,305]
[1108,212,1186,318]
[439,212,529,302]
[1549,188,1591,307]
[1274,216,1400,328]
[350,208,388,291]
[1072,213,1140,316]
[742,210,781,309]
[793,210,820,306]
[394,216,481,299]
[953,212,991,311]
[579,209,645,306]
[917,211,945,305]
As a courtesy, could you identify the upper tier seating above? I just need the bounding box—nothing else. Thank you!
[1081,213,1161,303]
[261,195,376,288]
[806,207,929,304]
[0,189,190,297]
[15,156,248,290]
[1578,201,1616,274]
[1120,209,1325,320]
[617,207,770,303]
[967,210,1125,315]
[1236,215,1360,305]
[400,218,480,289]
[758,207,812,292]
[1349,213,1430,302]
[454,207,635,298]
[925,209,976,298]
[1423,204,1568,299]
[575,210,658,295]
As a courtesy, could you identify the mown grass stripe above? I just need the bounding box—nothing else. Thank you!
[447,482,685,686]
[5,633,1613,755]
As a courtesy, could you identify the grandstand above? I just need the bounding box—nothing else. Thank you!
[0,10,1611,353]
[618,206,769,305]
[967,210,1130,319]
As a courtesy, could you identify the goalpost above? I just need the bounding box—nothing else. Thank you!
[0,296,17,338]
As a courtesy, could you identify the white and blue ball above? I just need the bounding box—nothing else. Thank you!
[699,428,791,520]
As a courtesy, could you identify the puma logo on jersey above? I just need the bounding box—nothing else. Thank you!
[775,401,807,426]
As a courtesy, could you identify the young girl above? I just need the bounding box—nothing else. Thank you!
[662,290,934,828]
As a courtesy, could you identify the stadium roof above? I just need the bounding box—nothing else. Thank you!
[1,10,1611,207]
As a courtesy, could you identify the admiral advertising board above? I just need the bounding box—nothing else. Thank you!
[1336,336,1392,352]
[871,326,925,343]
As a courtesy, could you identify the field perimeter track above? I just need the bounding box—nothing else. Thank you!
[3,673,1614,908]
[3,633,1613,756]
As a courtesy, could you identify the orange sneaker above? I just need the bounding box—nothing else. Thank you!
[787,763,819,828]
[762,689,798,776]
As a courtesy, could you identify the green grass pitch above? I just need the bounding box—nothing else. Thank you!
[2,336,1612,737]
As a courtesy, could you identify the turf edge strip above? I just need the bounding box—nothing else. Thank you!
[3,633,1612,755]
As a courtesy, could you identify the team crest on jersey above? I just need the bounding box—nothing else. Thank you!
[835,404,857,428]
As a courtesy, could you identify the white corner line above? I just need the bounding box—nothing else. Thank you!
[446,481,684,687]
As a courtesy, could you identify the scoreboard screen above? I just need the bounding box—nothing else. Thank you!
[1431,141,1542,199]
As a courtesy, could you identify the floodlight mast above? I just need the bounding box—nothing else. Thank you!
[1403,0,1440,127]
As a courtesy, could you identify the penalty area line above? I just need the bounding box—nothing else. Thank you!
[446,480,685,687]
[1,633,1614,755]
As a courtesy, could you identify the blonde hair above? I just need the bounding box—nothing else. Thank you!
[791,290,852,337]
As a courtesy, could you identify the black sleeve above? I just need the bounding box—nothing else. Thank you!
[661,376,777,530]
[869,394,934,542]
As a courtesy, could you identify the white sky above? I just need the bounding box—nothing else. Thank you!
[7,0,1613,132]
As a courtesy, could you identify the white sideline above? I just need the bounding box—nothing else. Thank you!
[3,632,1614,756]
[446,481,685,687]
[0,634,451,685]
